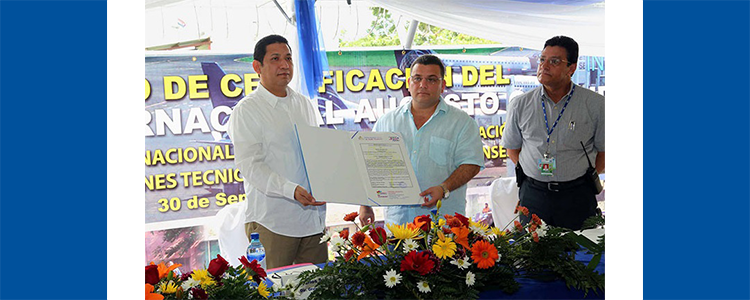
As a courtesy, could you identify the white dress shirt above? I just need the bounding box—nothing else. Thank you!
[227,84,325,237]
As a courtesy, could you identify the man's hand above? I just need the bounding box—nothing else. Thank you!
[419,186,444,208]
[294,186,325,206]
[359,206,375,225]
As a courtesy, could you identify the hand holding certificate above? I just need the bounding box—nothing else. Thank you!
[295,125,423,206]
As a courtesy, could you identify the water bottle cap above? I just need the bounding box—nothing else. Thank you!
[250,232,259,239]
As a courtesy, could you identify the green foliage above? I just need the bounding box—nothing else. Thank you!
[295,207,604,299]
[340,7,497,48]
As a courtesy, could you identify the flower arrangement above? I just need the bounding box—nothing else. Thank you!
[297,200,605,299]
[145,254,277,300]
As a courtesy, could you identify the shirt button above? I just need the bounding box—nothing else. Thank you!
[413,151,416,154]
[551,140,555,143]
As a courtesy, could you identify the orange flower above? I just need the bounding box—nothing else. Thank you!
[339,228,350,240]
[529,224,538,232]
[446,217,463,228]
[517,206,529,217]
[470,240,499,269]
[145,283,164,300]
[451,226,470,249]
[151,262,182,279]
[412,215,431,232]
[533,232,540,243]
[344,212,358,222]
[344,249,355,261]
[357,235,380,261]
[351,231,366,247]
[531,214,542,226]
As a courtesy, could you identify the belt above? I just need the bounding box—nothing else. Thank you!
[526,176,587,192]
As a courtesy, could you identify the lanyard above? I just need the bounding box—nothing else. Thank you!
[541,85,575,153]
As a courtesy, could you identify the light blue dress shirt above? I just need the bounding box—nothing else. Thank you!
[373,98,484,226]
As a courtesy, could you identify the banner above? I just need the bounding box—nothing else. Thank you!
[144,47,605,269]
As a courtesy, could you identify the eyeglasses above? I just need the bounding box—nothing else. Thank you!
[410,76,442,85]
[537,57,569,67]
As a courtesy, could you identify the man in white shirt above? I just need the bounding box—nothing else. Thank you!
[227,34,326,269]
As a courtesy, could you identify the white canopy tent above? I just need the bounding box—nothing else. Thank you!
[371,0,604,56]
[145,0,604,56]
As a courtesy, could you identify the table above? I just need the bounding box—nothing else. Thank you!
[478,252,605,299]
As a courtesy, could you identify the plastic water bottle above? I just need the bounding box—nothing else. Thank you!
[246,232,267,269]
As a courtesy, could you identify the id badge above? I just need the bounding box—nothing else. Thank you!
[538,156,556,176]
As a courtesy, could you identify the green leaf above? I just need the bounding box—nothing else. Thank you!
[587,253,602,272]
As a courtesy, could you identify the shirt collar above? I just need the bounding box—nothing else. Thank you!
[540,82,575,102]
[255,83,289,107]
[402,96,449,116]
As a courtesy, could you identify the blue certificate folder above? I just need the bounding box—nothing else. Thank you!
[295,125,423,206]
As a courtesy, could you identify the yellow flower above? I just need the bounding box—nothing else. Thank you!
[258,281,270,298]
[157,281,179,294]
[191,269,216,288]
[438,218,446,228]
[432,237,457,259]
[386,223,419,240]
[469,220,489,235]
[491,227,504,237]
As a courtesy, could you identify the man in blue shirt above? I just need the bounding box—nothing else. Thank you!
[359,54,484,226]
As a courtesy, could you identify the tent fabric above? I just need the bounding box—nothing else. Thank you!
[489,177,520,229]
[215,200,250,267]
[368,0,604,56]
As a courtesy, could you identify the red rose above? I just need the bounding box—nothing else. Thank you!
[344,212,358,222]
[207,254,229,278]
[351,231,366,247]
[192,287,208,300]
[145,264,160,285]
[369,227,387,246]
[446,216,463,228]
[339,228,349,240]
[453,213,470,227]
[413,215,431,232]
[400,251,435,275]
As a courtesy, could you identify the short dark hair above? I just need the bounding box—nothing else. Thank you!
[253,34,290,64]
[543,36,579,66]
[410,54,445,77]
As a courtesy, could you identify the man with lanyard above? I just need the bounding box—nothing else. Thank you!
[227,34,326,269]
[358,54,483,227]
[502,36,605,230]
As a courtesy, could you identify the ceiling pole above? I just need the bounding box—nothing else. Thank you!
[272,0,294,25]
[403,20,418,50]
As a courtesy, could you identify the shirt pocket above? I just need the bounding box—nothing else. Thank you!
[429,136,453,166]
[561,119,594,149]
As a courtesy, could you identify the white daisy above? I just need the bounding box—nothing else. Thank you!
[180,276,200,290]
[402,238,419,253]
[416,280,431,293]
[450,256,471,270]
[495,252,503,262]
[465,271,476,286]
[329,235,346,251]
[382,269,402,288]
[319,230,332,244]
[469,224,487,237]
[537,222,548,238]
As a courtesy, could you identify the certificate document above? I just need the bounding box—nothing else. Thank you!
[295,125,422,206]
